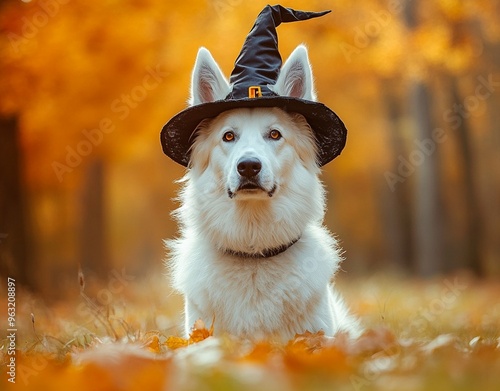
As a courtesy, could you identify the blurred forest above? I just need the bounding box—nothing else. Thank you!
[0,0,499,298]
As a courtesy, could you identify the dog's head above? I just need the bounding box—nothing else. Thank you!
[188,45,321,201]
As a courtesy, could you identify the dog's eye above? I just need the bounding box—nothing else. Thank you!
[222,131,235,142]
[269,129,282,140]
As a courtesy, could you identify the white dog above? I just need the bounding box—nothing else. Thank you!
[166,45,361,341]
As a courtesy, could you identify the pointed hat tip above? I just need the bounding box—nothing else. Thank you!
[306,9,331,18]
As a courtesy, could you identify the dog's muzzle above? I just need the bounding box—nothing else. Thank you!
[227,157,276,198]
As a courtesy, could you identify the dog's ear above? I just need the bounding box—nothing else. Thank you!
[271,45,316,101]
[190,47,231,106]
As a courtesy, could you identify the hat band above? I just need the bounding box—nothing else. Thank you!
[225,85,279,100]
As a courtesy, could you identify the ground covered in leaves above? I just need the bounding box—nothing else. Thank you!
[1,273,500,390]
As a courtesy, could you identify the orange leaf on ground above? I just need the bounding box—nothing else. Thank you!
[165,336,189,350]
[164,318,215,350]
[288,330,331,352]
[240,341,277,363]
[14,345,170,391]
[189,317,215,343]
[281,330,350,374]
[335,327,399,357]
[285,342,350,375]
[145,335,162,354]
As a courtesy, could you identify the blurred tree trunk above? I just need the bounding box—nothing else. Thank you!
[443,16,484,276]
[482,41,500,274]
[485,90,500,273]
[410,84,446,276]
[0,115,36,289]
[79,159,109,277]
[404,0,446,276]
[448,78,483,276]
[381,85,414,273]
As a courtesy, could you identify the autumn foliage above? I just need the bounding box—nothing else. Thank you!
[1,275,500,390]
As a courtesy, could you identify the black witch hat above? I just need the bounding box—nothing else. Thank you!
[160,5,347,167]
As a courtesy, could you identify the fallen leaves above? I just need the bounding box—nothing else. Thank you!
[10,345,170,391]
[164,335,189,350]
[3,277,500,390]
[188,318,215,343]
[165,317,215,350]
[145,334,162,353]
[285,337,351,375]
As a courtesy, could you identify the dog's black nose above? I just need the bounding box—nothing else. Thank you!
[237,158,262,178]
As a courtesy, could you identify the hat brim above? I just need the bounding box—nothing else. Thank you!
[160,97,347,167]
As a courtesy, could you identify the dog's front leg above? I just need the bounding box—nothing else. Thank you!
[183,297,203,338]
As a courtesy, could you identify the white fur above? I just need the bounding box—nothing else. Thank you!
[166,46,361,341]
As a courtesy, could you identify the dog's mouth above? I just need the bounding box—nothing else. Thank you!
[228,182,277,199]
[239,182,261,191]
